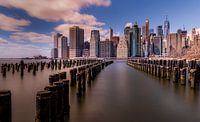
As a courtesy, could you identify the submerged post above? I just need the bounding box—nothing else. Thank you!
[0,90,11,122]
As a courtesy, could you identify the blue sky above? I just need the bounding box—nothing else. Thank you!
[0,0,200,58]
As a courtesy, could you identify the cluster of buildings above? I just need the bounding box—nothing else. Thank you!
[51,17,200,59]
[51,26,120,59]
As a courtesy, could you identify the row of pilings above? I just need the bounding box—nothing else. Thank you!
[0,59,102,78]
[35,60,113,122]
[0,59,113,122]
[127,58,200,88]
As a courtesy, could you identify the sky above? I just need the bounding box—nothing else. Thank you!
[0,0,200,58]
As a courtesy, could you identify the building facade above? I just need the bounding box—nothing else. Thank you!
[57,36,69,59]
[156,25,163,36]
[117,37,128,58]
[131,22,141,57]
[90,30,100,57]
[100,39,114,58]
[69,26,84,58]
[112,36,120,57]
[124,25,132,57]
[83,41,90,57]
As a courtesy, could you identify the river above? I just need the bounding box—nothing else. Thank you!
[1,60,200,122]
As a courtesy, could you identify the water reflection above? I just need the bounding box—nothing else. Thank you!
[154,74,200,109]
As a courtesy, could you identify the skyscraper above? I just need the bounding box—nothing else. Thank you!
[153,36,163,55]
[164,16,170,39]
[112,36,120,57]
[90,30,100,57]
[131,22,141,57]
[100,39,113,58]
[124,25,132,57]
[51,33,62,58]
[156,25,163,36]
[142,19,149,57]
[167,33,182,56]
[58,36,69,59]
[83,41,90,57]
[69,26,84,58]
[117,37,128,58]
[51,48,58,58]
[53,33,62,48]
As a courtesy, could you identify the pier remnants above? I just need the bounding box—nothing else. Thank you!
[127,58,200,88]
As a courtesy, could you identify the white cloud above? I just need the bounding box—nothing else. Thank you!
[125,22,133,28]
[0,0,110,26]
[55,23,110,41]
[0,37,8,44]
[0,13,31,31]
[0,0,112,58]
[10,32,52,43]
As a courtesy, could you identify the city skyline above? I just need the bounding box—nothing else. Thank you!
[0,0,200,58]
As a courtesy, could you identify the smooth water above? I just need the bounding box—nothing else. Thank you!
[1,60,200,122]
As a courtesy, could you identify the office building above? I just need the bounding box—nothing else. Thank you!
[156,25,163,36]
[100,39,114,58]
[90,30,100,57]
[69,26,84,58]
[131,22,141,57]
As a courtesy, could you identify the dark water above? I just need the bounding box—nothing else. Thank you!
[1,60,200,122]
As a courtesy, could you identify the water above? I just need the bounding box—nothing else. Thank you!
[1,60,200,122]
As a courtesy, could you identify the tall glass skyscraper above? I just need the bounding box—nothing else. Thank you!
[131,22,141,57]
[90,30,100,57]
[69,26,84,58]
[164,16,170,39]
[164,16,170,56]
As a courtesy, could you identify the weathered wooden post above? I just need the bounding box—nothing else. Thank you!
[172,67,179,83]
[44,85,57,122]
[165,66,171,80]
[70,69,77,86]
[35,91,51,122]
[0,90,11,122]
[190,69,197,88]
[180,68,186,85]
[77,73,82,96]
[53,82,64,119]
[61,80,70,114]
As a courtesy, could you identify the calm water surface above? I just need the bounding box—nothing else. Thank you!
[1,60,200,122]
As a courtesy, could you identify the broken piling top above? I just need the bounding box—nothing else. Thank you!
[0,90,11,97]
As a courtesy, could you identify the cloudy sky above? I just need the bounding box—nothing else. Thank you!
[0,0,200,58]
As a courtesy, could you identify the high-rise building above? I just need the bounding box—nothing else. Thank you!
[69,26,84,58]
[90,30,100,57]
[51,33,62,58]
[100,39,114,58]
[124,25,132,57]
[83,41,90,57]
[156,25,163,36]
[153,36,163,55]
[58,36,69,59]
[112,36,120,57]
[53,33,62,48]
[51,48,58,58]
[141,19,149,57]
[131,22,141,57]
[167,33,182,56]
[117,37,128,58]
[149,33,156,56]
[164,16,170,39]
